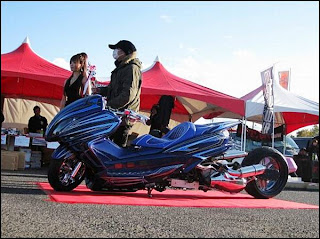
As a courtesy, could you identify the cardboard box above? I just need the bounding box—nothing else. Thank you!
[17,151,26,170]
[1,150,26,170]
[1,151,19,170]
[19,148,31,163]
[30,151,42,168]
[31,151,42,159]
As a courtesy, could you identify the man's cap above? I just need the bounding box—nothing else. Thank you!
[108,40,136,55]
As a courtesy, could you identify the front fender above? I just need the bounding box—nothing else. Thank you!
[51,145,74,160]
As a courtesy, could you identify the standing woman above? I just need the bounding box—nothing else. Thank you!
[60,52,88,109]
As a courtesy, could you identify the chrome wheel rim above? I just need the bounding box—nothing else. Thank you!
[256,156,280,192]
[58,157,85,186]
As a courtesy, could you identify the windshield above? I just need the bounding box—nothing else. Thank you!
[230,133,300,156]
[285,137,300,150]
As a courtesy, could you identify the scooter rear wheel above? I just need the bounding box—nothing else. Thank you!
[48,157,85,191]
[241,147,288,199]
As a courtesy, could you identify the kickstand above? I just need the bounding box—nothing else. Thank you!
[147,187,153,198]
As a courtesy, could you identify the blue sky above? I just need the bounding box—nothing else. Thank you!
[1,1,319,103]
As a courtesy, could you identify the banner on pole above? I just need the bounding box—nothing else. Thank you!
[278,70,290,90]
[261,67,274,135]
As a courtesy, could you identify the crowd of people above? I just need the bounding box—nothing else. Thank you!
[23,40,147,148]
[1,39,177,155]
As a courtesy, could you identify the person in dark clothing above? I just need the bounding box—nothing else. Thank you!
[1,110,4,124]
[307,136,319,159]
[293,147,312,182]
[93,40,142,147]
[1,110,4,129]
[146,104,165,138]
[307,136,319,183]
[60,53,88,109]
[157,95,175,131]
[145,96,175,138]
[28,106,48,136]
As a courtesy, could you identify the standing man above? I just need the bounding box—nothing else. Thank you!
[28,106,48,136]
[95,40,142,147]
[307,136,319,183]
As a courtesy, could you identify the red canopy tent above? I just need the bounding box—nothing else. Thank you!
[1,37,71,108]
[97,57,245,122]
[1,38,245,124]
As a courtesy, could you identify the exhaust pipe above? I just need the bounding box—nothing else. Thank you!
[210,175,247,192]
[209,164,266,193]
[227,164,266,178]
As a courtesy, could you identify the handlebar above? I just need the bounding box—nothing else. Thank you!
[120,109,150,125]
[102,97,149,125]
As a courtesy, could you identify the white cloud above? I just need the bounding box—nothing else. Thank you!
[160,15,173,23]
[281,54,319,102]
[164,51,319,103]
[52,58,69,70]
[187,47,198,54]
[166,53,264,98]
[178,43,198,54]
[232,49,255,58]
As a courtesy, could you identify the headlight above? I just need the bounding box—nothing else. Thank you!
[220,129,230,138]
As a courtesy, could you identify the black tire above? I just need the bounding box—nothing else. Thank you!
[85,176,138,192]
[85,176,103,191]
[241,146,288,199]
[48,157,86,192]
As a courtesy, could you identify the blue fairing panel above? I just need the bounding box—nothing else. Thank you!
[132,122,196,149]
[131,121,240,150]
[88,138,164,162]
[51,145,74,160]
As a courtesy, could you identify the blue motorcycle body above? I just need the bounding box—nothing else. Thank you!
[46,95,288,198]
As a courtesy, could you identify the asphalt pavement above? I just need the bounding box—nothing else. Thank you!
[1,168,319,238]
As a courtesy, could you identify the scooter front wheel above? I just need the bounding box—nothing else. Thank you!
[48,156,86,191]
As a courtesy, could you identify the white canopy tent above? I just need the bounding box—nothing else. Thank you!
[206,73,319,152]
[212,73,319,133]
[241,79,319,152]
[241,79,319,134]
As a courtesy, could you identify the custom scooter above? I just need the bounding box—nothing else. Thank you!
[45,95,289,198]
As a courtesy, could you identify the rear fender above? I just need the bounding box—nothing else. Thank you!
[51,145,74,160]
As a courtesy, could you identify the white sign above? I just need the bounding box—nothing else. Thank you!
[1,134,7,145]
[32,137,46,146]
[47,141,60,149]
[14,136,31,147]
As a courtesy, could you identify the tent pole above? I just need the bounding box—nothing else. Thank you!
[288,67,291,91]
[283,124,286,155]
[240,117,244,151]
[271,64,275,148]
[243,118,247,152]
[283,133,286,155]
[272,111,275,148]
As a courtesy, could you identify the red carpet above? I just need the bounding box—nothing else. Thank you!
[37,182,318,209]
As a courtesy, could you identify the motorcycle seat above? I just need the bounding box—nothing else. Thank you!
[131,122,196,149]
